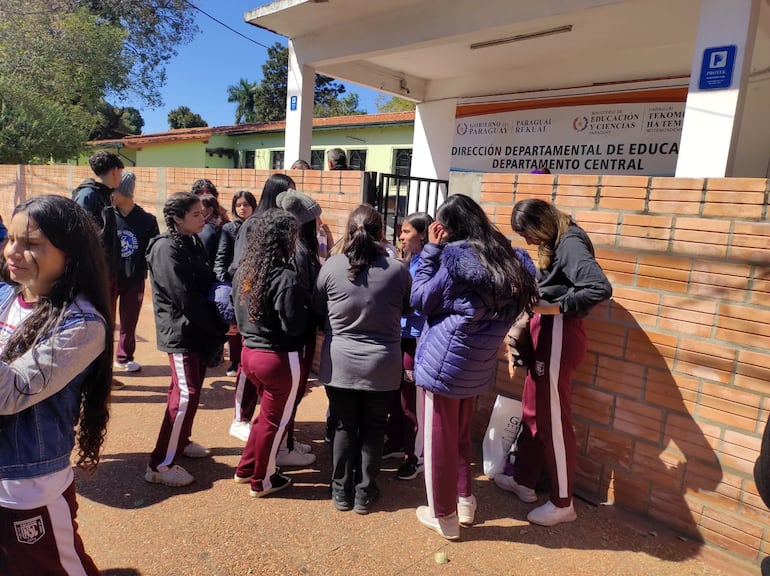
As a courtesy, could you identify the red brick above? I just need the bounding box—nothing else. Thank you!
[573,384,613,426]
[586,428,634,468]
[599,197,646,211]
[651,177,705,190]
[707,177,767,192]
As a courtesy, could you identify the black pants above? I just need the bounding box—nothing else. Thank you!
[326,386,395,500]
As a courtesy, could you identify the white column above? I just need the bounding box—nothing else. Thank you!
[675,0,760,177]
[284,39,314,170]
[409,98,457,213]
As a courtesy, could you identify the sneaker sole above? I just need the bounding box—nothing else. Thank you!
[396,466,423,481]
[144,471,194,487]
[416,510,460,540]
[250,477,292,498]
[233,474,251,484]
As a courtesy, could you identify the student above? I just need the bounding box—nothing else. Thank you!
[232,209,309,497]
[214,190,258,379]
[72,150,123,296]
[144,192,227,487]
[411,194,538,539]
[192,178,230,225]
[313,204,411,514]
[504,198,612,526]
[228,174,297,437]
[112,172,160,373]
[393,212,433,481]
[274,190,322,467]
[0,195,112,575]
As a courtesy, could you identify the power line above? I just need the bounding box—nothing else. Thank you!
[182,0,273,50]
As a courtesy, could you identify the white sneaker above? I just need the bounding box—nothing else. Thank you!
[294,440,312,454]
[145,464,194,487]
[229,420,251,442]
[182,441,211,458]
[457,494,477,525]
[416,506,460,540]
[527,501,577,527]
[114,360,141,372]
[276,448,316,467]
[494,474,538,503]
[226,369,238,377]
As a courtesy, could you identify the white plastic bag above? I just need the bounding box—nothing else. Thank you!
[482,395,523,479]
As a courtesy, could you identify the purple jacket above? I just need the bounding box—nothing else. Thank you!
[411,241,521,399]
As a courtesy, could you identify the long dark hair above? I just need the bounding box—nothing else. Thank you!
[343,204,385,281]
[436,193,538,311]
[1,195,112,470]
[163,192,203,249]
[237,208,297,322]
[294,219,320,290]
[510,198,573,270]
[257,174,295,215]
[231,190,258,224]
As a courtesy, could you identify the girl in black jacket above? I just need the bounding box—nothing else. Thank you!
[144,192,226,488]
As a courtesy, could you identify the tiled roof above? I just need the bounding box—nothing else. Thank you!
[90,111,416,148]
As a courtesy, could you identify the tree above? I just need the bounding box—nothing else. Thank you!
[227,79,258,124]
[90,101,145,140]
[375,95,416,113]
[246,42,363,123]
[0,0,197,163]
[168,106,208,130]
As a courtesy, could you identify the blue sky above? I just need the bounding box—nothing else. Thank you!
[123,1,383,134]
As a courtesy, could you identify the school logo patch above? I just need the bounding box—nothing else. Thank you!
[14,515,45,544]
[535,360,546,377]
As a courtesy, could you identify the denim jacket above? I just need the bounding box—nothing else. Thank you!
[0,283,106,480]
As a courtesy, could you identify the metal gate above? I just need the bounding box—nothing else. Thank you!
[364,172,449,246]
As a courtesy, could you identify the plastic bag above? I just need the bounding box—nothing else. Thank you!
[482,395,523,479]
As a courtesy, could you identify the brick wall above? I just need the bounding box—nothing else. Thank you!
[479,172,770,574]
[0,165,362,249]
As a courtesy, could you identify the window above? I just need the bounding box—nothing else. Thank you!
[240,150,255,169]
[270,150,284,170]
[311,150,325,170]
[393,148,412,176]
[348,149,367,171]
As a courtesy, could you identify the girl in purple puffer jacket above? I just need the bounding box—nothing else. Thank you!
[411,194,538,540]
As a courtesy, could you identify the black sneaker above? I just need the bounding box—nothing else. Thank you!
[396,461,424,481]
[249,472,292,498]
[353,488,380,515]
[332,491,353,512]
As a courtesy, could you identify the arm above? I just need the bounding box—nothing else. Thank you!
[409,242,449,316]
[214,224,235,282]
[554,235,612,315]
[0,315,106,415]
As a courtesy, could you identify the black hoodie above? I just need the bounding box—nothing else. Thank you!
[146,232,226,356]
[72,178,120,279]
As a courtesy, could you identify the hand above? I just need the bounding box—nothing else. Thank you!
[428,221,447,244]
[533,299,561,315]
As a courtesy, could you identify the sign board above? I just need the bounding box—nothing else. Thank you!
[451,101,684,175]
[290,95,298,111]
[698,45,736,91]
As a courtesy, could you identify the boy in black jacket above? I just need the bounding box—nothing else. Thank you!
[112,172,159,373]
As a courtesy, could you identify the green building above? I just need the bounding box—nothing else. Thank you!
[89,112,415,174]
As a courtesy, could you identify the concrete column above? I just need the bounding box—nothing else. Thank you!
[676,0,760,177]
[409,99,457,213]
[284,39,314,170]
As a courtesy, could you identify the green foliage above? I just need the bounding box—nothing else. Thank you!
[90,101,145,140]
[227,78,259,124]
[238,42,363,123]
[0,0,197,163]
[375,95,416,113]
[167,106,208,129]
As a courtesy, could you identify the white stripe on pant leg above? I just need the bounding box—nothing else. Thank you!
[234,370,247,421]
[264,351,303,488]
[548,315,569,499]
[415,386,425,465]
[423,390,435,515]
[158,353,191,470]
[48,494,88,576]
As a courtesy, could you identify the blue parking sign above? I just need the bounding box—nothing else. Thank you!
[698,45,736,90]
[290,95,298,111]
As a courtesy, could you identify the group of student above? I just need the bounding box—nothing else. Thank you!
[0,144,617,572]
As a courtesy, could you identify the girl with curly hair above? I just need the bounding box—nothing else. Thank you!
[144,192,226,487]
[0,195,112,574]
[232,208,310,497]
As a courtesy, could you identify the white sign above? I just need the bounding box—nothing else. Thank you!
[451,102,684,175]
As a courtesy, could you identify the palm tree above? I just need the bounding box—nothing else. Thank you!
[227,78,258,124]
